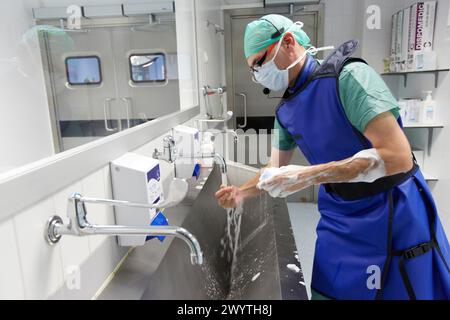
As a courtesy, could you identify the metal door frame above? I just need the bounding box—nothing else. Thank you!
[39,30,63,153]
[224,4,324,129]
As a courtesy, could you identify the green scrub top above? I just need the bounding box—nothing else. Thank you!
[272,61,400,151]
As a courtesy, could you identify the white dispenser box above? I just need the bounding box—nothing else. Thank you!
[407,1,437,71]
[173,125,201,179]
[111,153,163,247]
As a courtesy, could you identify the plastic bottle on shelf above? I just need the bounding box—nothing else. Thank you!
[200,132,215,167]
[398,99,408,125]
[406,99,421,125]
[421,91,437,125]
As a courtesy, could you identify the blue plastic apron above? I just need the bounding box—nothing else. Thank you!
[275,40,450,300]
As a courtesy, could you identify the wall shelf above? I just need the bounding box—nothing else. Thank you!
[403,124,444,129]
[423,172,438,182]
[403,124,444,156]
[381,69,450,88]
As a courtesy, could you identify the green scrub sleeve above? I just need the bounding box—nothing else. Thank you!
[272,117,297,151]
[338,62,400,133]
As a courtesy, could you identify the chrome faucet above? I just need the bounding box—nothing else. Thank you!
[45,179,203,265]
[178,152,227,174]
[153,135,176,163]
[202,85,226,97]
[176,152,228,186]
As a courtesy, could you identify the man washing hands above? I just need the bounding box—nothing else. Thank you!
[214,14,450,300]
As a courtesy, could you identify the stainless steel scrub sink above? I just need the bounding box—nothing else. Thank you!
[99,162,307,300]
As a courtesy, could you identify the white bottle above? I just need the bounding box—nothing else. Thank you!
[398,99,408,125]
[200,132,215,167]
[421,91,437,125]
[406,99,421,125]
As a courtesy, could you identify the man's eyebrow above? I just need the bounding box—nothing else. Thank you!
[250,57,259,66]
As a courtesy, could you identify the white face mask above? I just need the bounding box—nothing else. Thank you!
[253,22,334,92]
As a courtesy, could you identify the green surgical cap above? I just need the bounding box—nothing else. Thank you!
[244,14,311,59]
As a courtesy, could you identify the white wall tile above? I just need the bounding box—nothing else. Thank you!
[13,197,64,299]
[0,219,25,299]
[52,180,91,287]
[0,0,55,173]
[195,0,226,117]
[81,168,114,253]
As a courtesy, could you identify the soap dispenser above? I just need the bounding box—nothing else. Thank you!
[421,91,437,125]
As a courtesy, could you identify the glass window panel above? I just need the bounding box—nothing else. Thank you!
[129,53,166,83]
[65,56,102,85]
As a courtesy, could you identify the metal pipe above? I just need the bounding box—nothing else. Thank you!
[235,93,248,128]
[54,222,203,265]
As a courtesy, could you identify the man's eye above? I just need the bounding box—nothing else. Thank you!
[255,51,267,67]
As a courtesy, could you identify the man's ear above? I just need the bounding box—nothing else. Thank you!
[283,33,295,48]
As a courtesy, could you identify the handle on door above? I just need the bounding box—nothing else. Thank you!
[235,93,247,129]
[121,97,132,129]
[104,98,118,132]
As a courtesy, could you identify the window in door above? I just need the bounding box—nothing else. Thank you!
[65,56,102,85]
[129,53,167,83]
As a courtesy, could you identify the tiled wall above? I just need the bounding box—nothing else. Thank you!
[0,125,190,299]
[323,0,363,50]
[196,0,227,118]
[0,0,55,174]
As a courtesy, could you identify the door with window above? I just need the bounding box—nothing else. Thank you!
[41,23,179,151]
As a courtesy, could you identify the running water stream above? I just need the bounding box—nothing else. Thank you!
[211,191,271,299]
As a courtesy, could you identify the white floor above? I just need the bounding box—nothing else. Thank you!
[287,202,321,299]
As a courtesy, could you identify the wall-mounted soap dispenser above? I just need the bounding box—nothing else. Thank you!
[111,153,163,246]
[173,125,201,179]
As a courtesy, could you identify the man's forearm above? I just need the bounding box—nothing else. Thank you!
[304,157,374,185]
[238,171,264,198]
[281,157,381,197]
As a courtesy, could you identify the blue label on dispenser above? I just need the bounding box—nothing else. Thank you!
[146,165,161,182]
[192,163,201,180]
[146,211,169,242]
[147,165,161,204]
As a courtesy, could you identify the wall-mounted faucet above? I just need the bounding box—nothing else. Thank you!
[153,135,176,163]
[202,85,226,97]
[206,20,224,35]
[153,135,228,185]
[45,179,203,265]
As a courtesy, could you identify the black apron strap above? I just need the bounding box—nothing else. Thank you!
[375,173,450,300]
[394,240,437,300]
[398,255,417,300]
[375,190,395,300]
[389,177,450,300]
[412,177,450,274]
[325,161,419,201]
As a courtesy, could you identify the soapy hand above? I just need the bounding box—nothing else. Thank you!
[257,165,316,198]
[215,185,245,209]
